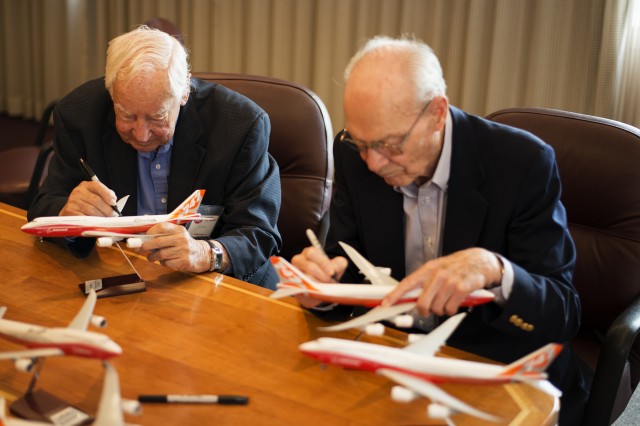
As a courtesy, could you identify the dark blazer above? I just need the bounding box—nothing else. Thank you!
[325,106,589,423]
[29,77,282,288]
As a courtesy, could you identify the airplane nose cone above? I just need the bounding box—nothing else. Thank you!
[298,341,320,353]
[107,339,123,356]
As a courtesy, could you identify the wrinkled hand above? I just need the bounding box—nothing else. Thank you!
[139,223,211,273]
[382,248,502,317]
[290,246,348,308]
[59,181,118,217]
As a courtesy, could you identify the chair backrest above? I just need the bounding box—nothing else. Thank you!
[193,72,334,260]
[487,107,640,424]
[0,100,56,209]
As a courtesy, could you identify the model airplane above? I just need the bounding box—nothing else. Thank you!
[0,290,121,373]
[21,189,205,248]
[0,362,140,426]
[300,312,563,423]
[270,241,496,334]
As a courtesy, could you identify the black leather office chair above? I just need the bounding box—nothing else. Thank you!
[487,107,640,425]
[0,100,56,209]
[192,72,334,261]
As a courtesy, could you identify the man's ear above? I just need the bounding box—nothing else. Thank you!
[432,96,449,131]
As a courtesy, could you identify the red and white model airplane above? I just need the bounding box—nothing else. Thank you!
[300,312,563,423]
[21,189,205,248]
[0,362,141,426]
[270,241,496,334]
[0,290,122,373]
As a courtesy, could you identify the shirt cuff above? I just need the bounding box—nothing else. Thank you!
[488,253,514,305]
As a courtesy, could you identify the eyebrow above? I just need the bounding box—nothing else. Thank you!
[114,103,168,119]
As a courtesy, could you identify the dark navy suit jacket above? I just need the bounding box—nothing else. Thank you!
[29,77,282,288]
[324,106,590,423]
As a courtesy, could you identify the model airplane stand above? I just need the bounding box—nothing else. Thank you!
[10,390,92,425]
[78,273,146,299]
[10,362,93,425]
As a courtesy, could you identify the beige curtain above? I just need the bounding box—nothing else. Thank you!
[0,0,637,132]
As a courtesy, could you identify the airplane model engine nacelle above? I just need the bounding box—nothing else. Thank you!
[91,315,107,328]
[391,385,419,403]
[122,399,142,416]
[364,323,385,336]
[126,238,143,249]
[14,358,34,373]
[393,314,414,328]
[96,237,114,247]
[427,402,453,420]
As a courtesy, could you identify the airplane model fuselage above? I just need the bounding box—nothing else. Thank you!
[270,253,495,333]
[300,337,552,385]
[0,319,121,360]
[270,256,495,308]
[20,213,199,238]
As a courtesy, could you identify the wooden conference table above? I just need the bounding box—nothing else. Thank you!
[0,203,558,425]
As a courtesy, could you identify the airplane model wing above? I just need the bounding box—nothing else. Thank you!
[94,362,126,426]
[0,348,64,360]
[339,242,398,286]
[402,313,466,356]
[377,368,502,423]
[318,302,417,332]
[68,289,97,330]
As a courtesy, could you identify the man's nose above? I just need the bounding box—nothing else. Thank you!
[131,119,151,141]
[364,148,388,172]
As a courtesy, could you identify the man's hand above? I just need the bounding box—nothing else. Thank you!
[290,246,348,308]
[382,248,502,316]
[59,181,119,217]
[140,223,215,273]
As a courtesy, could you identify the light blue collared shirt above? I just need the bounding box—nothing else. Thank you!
[137,140,172,215]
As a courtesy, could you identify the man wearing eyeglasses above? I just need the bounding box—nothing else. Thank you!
[291,36,589,423]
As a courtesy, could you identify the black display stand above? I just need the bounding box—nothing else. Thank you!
[78,273,146,298]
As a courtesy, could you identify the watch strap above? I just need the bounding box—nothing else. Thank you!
[205,240,224,272]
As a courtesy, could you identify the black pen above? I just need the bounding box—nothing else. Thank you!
[138,394,249,405]
[79,158,122,216]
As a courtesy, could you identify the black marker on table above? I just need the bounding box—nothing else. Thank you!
[79,158,122,216]
[138,394,249,405]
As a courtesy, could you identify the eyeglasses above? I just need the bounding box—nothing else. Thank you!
[340,100,431,156]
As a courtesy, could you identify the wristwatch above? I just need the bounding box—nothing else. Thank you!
[206,240,224,272]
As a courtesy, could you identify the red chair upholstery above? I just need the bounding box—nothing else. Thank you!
[193,72,334,260]
[487,107,640,425]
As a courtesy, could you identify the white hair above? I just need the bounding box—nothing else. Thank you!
[344,35,447,104]
[105,26,191,101]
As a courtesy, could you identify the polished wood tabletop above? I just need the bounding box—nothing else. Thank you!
[0,203,558,425]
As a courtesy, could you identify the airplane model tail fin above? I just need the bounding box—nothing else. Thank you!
[270,256,320,297]
[499,343,563,379]
[115,195,130,215]
[0,306,6,319]
[168,190,206,220]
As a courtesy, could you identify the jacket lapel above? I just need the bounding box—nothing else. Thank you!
[358,174,406,279]
[442,107,488,255]
[167,97,205,210]
[102,110,138,216]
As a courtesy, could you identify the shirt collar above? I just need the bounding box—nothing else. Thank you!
[138,138,174,159]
